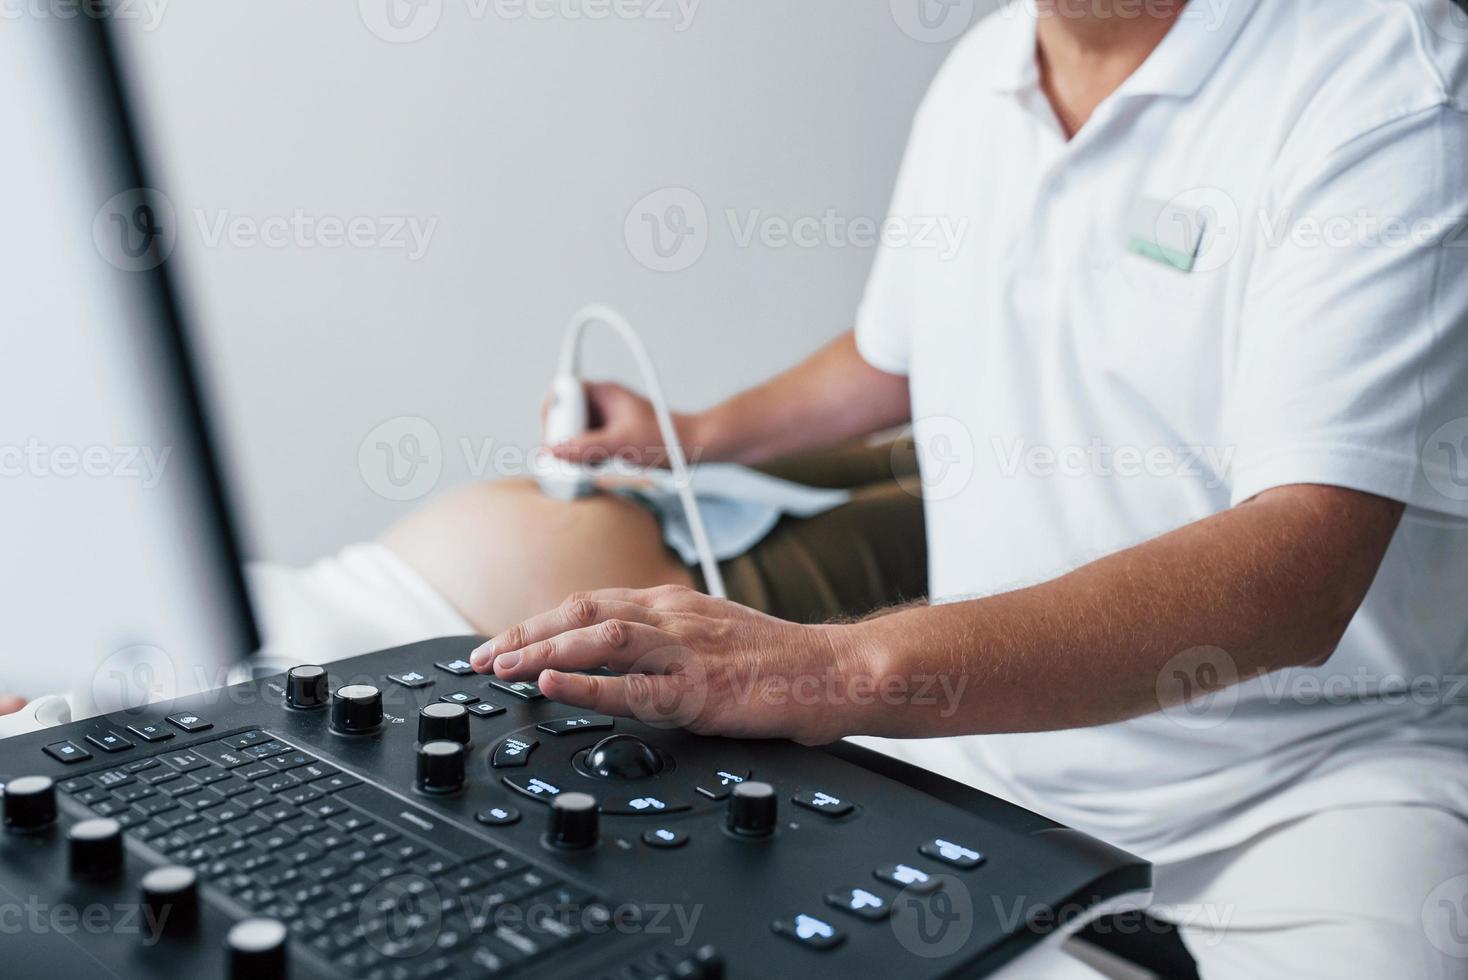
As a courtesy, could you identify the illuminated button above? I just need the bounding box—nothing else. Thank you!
[772,913,844,951]
[502,775,564,801]
[475,805,521,827]
[166,712,213,733]
[434,659,475,676]
[43,741,92,764]
[641,827,689,849]
[440,691,480,706]
[825,887,890,921]
[874,863,941,894]
[792,789,854,818]
[387,671,433,689]
[919,838,985,869]
[126,723,174,743]
[491,737,539,768]
[603,795,691,816]
[467,702,506,719]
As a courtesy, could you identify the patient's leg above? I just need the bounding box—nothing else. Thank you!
[379,479,694,636]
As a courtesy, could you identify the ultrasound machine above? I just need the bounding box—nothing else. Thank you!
[0,10,1152,979]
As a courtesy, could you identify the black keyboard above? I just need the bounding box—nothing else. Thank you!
[0,636,1149,979]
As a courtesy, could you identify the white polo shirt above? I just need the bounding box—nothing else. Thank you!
[856,0,1468,864]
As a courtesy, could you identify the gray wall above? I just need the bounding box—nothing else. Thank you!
[117,0,988,564]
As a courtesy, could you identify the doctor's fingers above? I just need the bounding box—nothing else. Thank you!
[473,598,663,668]
[491,620,690,682]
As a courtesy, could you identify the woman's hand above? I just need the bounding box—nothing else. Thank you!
[544,381,702,468]
[470,585,875,745]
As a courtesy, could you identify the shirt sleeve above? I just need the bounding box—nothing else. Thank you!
[1225,104,1468,521]
[852,97,941,377]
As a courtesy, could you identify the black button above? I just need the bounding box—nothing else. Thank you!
[222,731,271,749]
[694,769,748,801]
[160,751,209,773]
[85,731,133,753]
[126,723,174,743]
[387,671,433,689]
[825,887,890,921]
[502,775,564,801]
[772,914,844,951]
[467,702,506,719]
[43,741,92,764]
[491,737,539,768]
[475,805,521,826]
[165,712,213,733]
[123,759,159,773]
[642,827,689,849]
[440,691,480,706]
[435,659,475,676]
[536,715,615,736]
[874,863,941,893]
[919,837,985,869]
[488,679,544,701]
[792,790,854,818]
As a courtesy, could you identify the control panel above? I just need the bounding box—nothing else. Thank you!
[0,637,1149,978]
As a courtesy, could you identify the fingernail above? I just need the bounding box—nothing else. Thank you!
[495,652,522,671]
[470,644,494,668]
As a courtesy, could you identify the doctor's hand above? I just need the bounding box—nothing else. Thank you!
[544,381,701,468]
[0,696,27,716]
[470,586,871,746]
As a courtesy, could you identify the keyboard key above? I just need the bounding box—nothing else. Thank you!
[491,737,538,769]
[123,758,160,773]
[223,731,272,749]
[291,762,339,783]
[434,659,475,676]
[792,789,855,818]
[85,731,134,753]
[772,913,844,950]
[488,679,544,702]
[165,712,213,733]
[825,887,891,921]
[387,671,433,689]
[536,715,614,736]
[126,723,174,743]
[919,837,986,869]
[43,741,91,764]
[266,752,312,771]
[94,769,132,789]
[160,751,209,773]
[318,774,362,793]
[440,691,480,706]
[467,701,506,719]
[874,863,941,894]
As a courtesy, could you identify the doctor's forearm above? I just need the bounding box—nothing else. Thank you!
[840,484,1404,738]
[690,331,910,465]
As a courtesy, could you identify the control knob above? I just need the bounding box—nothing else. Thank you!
[547,791,599,850]
[141,865,199,934]
[417,702,470,745]
[3,775,56,833]
[68,817,124,878]
[416,740,466,794]
[285,664,329,710]
[330,684,383,734]
[227,918,289,980]
[726,781,777,839]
